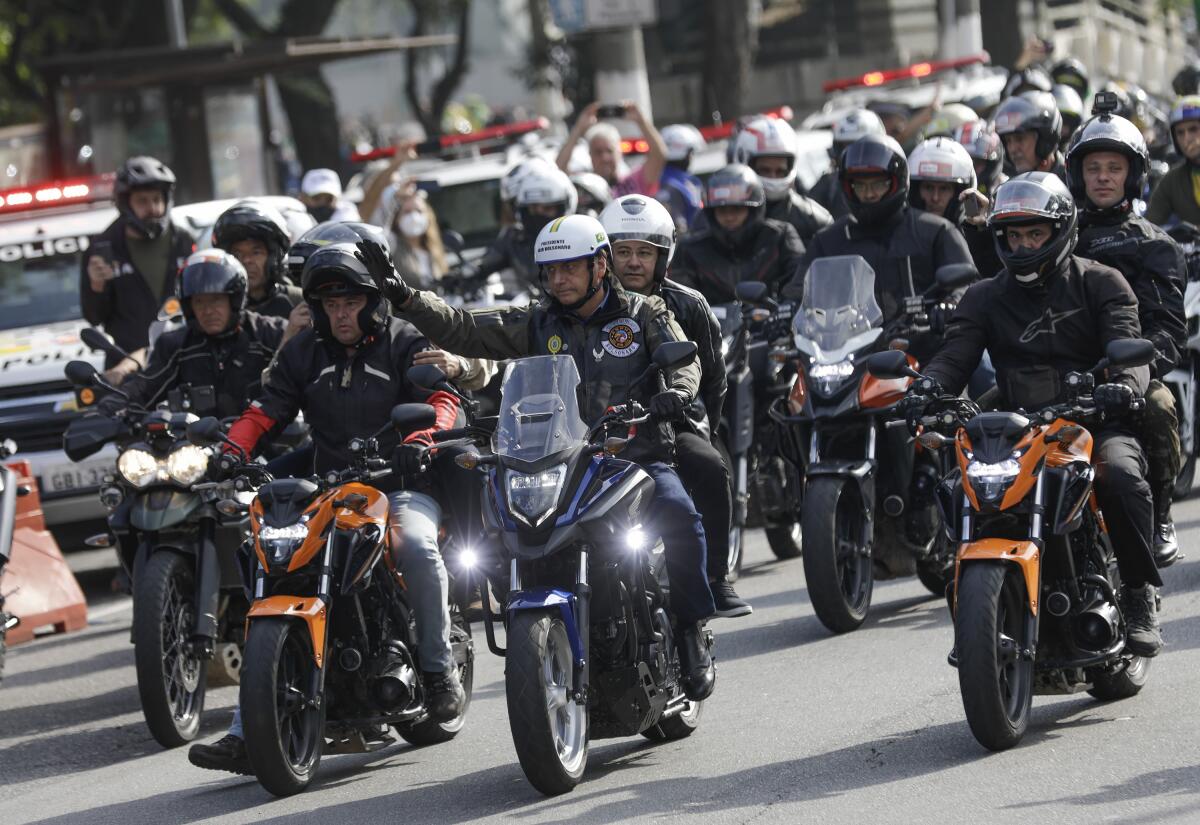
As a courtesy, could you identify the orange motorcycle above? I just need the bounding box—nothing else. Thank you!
[867,338,1157,750]
[186,405,474,795]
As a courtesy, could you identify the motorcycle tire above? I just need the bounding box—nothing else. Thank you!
[765,524,803,560]
[1089,656,1152,701]
[956,563,1033,751]
[133,550,205,748]
[916,538,955,598]
[641,698,703,741]
[801,478,872,633]
[506,610,588,796]
[727,526,745,583]
[1172,454,1196,501]
[398,606,475,746]
[242,617,326,797]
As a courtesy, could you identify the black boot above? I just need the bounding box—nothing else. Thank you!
[1153,499,1181,568]
[676,622,715,701]
[710,580,752,618]
[188,734,252,775]
[423,669,465,723]
[1122,584,1164,658]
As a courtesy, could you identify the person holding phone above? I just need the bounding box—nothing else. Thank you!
[80,156,197,383]
[555,100,668,198]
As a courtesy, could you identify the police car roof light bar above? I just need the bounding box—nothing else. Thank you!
[0,174,114,216]
[350,118,551,163]
[822,52,991,94]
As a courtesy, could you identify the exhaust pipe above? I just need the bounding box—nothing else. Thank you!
[1073,601,1119,650]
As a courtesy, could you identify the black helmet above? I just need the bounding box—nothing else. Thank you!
[1174,64,1200,97]
[213,200,292,285]
[988,172,1078,287]
[1003,66,1053,99]
[300,242,389,345]
[115,156,176,240]
[702,164,767,247]
[993,91,1063,172]
[287,221,390,284]
[1051,58,1090,100]
[1065,112,1148,207]
[179,250,247,335]
[838,134,909,225]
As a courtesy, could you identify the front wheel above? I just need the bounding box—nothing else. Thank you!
[506,610,588,796]
[956,563,1034,751]
[133,550,205,747]
[241,618,325,797]
[801,478,873,633]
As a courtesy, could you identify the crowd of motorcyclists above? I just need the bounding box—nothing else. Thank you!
[66,41,1200,791]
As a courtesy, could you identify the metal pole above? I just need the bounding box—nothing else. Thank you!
[165,0,187,49]
[591,27,653,122]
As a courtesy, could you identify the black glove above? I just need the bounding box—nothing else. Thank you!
[649,390,687,419]
[213,451,239,481]
[355,238,412,306]
[928,302,957,335]
[1094,382,1135,416]
[393,442,427,476]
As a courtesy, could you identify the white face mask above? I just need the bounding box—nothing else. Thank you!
[398,210,429,238]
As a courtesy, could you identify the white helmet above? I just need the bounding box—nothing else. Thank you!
[920,102,980,139]
[517,165,579,237]
[501,156,553,204]
[907,137,977,222]
[599,194,677,282]
[832,109,887,156]
[731,116,799,201]
[534,214,611,308]
[661,123,707,162]
[570,172,612,215]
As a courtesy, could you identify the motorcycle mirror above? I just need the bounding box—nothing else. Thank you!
[1104,338,1156,369]
[408,363,448,391]
[64,360,99,388]
[79,327,133,363]
[391,402,437,435]
[0,438,15,459]
[865,350,918,380]
[652,341,697,371]
[932,263,977,292]
[186,416,225,447]
[734,281,771,306]
[442,230,466,255]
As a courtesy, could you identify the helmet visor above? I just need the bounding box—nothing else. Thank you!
[841,140,899,175]
[706,180,761,207]
[988,180,1062,223]
[181,261,240,297]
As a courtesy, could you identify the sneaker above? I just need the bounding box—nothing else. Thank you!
[188,734,252,776]
[1122,584,1164,658]
[1154,521,1181,569]
[423,669,465,723]
[711,580,752,618]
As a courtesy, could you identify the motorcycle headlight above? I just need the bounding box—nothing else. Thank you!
[117,449,161,488]
[507,465,567,526]
[258,520,310,564]
[808,358,856,396]
[167,444,210,486]
[966,458,1021,503]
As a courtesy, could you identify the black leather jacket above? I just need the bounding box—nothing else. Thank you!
[657,277,726,431]
[247,282,303,321]
[672,217,806,304]
[766,191,834,243]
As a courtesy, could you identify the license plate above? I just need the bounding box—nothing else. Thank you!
[42,459,112,494]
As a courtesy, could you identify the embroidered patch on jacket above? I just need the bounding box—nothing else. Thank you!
[601,317,641,357]
[547,334,563,354]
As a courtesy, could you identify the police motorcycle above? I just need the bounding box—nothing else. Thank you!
[1163,222,1200,498]
[0,437,25,683]
[768,255,975,633]
[61,359,250,748]
[443,342,708,796]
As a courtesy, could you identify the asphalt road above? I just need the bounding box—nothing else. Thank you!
[4,508,1200,825]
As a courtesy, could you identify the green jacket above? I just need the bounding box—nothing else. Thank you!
[1146,162,1200,227]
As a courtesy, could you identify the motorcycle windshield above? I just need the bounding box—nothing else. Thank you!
[793,255,883,358]
[493,355,588,463]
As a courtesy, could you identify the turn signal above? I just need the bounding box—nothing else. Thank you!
[455,451,481,469]
[603,437,629,456]
[917,432,950,450]
[787,366,808,415]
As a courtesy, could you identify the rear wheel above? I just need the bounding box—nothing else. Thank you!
[726,526,745,582]
[641,698,703,741]
[801,478,872,633]
[916,536,955,597]
[133,550,205,748]
[1172,454,1196,501]
[398,605,474,745]
[956,563,1033,751]
[241,618,325,797]
[765,524,803,560]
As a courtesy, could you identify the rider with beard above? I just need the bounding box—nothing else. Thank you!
[80,156,196,381]
[917,171,1164,658]
[993,91,1068,180]
[670,164,805,303]
[600,194,751,618]
[729,115,833,242]
[374,214,719,701]
[1146,96,1200,226]
[810,109,888,220]
[473,164,577,295]
[212,200,303,319]
[657,123,708,231]
[1066,105,1188,568]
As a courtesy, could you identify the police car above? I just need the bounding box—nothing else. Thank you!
[0,176,234,530]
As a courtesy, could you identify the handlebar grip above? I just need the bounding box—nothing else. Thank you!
[432,427,469,443]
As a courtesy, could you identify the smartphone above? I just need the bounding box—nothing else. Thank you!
[88,240,119,278]
[964,194,982,219]
[595,104,627,119]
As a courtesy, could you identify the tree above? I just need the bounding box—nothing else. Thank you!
[701,0,758,122]
[403,0,472,137]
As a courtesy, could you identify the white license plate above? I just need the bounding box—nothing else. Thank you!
[42,459,112,494]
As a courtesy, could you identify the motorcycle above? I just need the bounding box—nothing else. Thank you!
[1163,222,1200,499]
[0,438,24,682]
[62,360,249,748]
[185,404,475,797]
[447,343,708,796]
[768,255,976,633]
[866,338,1157,750]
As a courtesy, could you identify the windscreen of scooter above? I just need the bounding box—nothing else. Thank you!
[792,255,883,360]
[494,355,589,464]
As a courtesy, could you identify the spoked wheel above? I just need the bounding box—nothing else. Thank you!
[398,605,475,745]
[801,477,873,633]
[133,551,205,747]
[242,618,325,796]
[506,610,588,796]
[956,563,1034,751]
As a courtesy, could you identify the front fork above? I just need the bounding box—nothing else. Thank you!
[192,514,220,651]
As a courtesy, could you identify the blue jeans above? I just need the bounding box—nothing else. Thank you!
[642,461,715,625]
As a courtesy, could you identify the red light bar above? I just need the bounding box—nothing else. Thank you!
[351,118,550,163]
[698,106,794,142]
[619,139,651,154]
[0,174,112,215]
[822,52,990,93]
